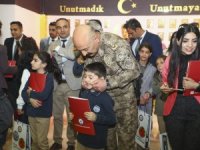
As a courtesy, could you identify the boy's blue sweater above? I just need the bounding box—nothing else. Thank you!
[77,90,116,149]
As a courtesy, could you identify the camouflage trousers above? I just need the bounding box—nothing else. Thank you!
[106,100,138,150]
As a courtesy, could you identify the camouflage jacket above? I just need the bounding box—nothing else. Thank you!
[85,32,141,109]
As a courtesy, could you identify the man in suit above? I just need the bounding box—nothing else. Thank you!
[123,18,163,65]
[40,21,58,51]
[4,21,38,62]
[4,21,38,109]
[48,18,81,150]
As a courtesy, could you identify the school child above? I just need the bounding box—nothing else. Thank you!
[22,51,61,150]
[137,43,156,114]
[153,55,167,134]
[70,62,116,150]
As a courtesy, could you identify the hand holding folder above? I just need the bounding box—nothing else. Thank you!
[183,60,200,96]
[5,60,16,78]
[29,72,46,92]
[68,96,95,135]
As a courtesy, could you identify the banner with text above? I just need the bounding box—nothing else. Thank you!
[43,0,200,16]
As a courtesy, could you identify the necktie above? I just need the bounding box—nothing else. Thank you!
[135,38,141,55]
[60,40,67,80]
[13,41,20,60]
[61,40,67,48]
[52,39,55,42]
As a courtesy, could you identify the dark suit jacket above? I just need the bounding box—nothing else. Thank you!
[4,35,38,107]
[4,35,38,61]
[0,45,17,89]
[131,31,163,66]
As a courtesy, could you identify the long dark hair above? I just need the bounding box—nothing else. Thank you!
[168,23,200,87]
[34,51,62,84]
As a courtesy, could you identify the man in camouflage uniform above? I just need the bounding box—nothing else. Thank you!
[73,24,141,150]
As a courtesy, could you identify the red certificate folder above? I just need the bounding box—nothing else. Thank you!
[5,60,16,78]
[68,96,95,135]
[29,72,46,92]
[184,60,200,96]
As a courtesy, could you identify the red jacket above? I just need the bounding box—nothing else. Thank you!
[162,56,200,116]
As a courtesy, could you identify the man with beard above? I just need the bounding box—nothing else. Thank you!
[123,18,162,66]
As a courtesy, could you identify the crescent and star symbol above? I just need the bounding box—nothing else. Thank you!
[117,0,137,14]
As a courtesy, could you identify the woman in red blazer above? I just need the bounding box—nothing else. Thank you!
[161,23,200,150]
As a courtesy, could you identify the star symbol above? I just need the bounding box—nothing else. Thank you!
[131,2,137,8]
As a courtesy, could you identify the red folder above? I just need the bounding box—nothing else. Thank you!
[5,60,16,78]
[68,96,95,135]
[184,60,200,96]
[29,72,46,92]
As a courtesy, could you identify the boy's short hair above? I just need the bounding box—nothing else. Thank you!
[84,62,106,78]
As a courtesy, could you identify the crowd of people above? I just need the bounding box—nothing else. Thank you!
[0,17,200,150]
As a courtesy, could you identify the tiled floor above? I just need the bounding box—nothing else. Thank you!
[4,112,160,150]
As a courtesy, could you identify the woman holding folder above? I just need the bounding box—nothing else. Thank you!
[161,23,200,150]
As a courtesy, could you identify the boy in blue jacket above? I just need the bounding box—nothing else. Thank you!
[70,62,116,150]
